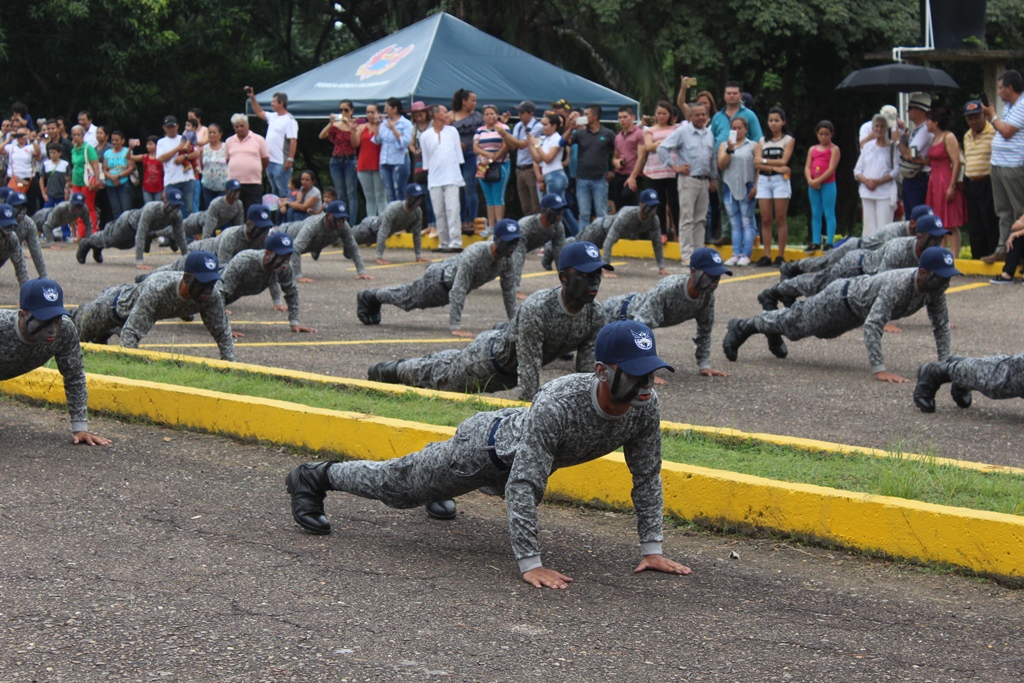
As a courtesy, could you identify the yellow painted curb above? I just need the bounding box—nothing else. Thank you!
[3,367,1022,579]
[76,345,1024,477]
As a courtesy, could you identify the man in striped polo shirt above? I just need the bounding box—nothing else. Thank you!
[961,101,998,261]
[981,70,1024,263]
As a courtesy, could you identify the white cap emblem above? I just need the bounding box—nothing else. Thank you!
[42,287,59,302]
[712,253,722,263]
[944,253,953,265]
[631,329,653,350]
[585,245,599,259]
[281,236,292,246]
[261,211,269,220]
[934,218,944,228]
[204,258,217,270]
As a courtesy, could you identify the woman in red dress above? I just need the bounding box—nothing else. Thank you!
[924,108,966,257]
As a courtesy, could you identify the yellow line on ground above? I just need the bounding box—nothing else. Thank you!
[139,337,474,348]
[720,271,780,284]
[946,282,991,294]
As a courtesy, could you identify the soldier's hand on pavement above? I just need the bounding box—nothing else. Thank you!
[516,291,527,300]
[883,323,902,333]
[72,431,112,446]
[273,304,288,312]
[376,258,391,265]
[355,273,374,280]
[653,376,668,385]
[136,264,153,271]
[874,371,909,383]
[451,329,475,338]
[416,256,429,263]
[604,272,619,279]
[231,331,245,339]
[699,368,730,377]
[522,567,574,589]
[658,267,669,275]
[296,277,314,283]
[290,324,316,333]
[634,554,691,575]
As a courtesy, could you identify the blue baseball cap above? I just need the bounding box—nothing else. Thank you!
[915,215,950,237]
[540,193,567,210]
[638,189,661,206]
[0,204,17,227]
[690,247,732,276]
[183,250,222,283]
[405,182,426,198]
[595,320,674,376]
[0,188,10,202]
[225,179,241,192]
[7,191,27,207]
[265,231,295,255]
[70,192,86,206]
[164,188,183,206]
[919,246,961,278]
[558,240,613,273]
[246,204,273,228]
[910,205,933,221]
[492,218,523,242]
[20,278,70,320]
[963,100,984,117]
[325,200,348,219]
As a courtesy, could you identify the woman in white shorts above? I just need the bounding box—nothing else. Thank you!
[753,107,795,266]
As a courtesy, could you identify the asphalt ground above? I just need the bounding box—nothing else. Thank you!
[7,239,1020,468]
[1,400,1022,682]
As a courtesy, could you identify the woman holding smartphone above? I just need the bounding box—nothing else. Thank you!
[320,99,360,219]
[718,117,757,266]
[527,113,579,236]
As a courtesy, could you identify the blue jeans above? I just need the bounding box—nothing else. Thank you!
[480,161,510,206]
[460,152,479,225]
[808,182,838,245]
[106,182,133,220]
[166,180,194,219]
[380,161,410,204]
[543,169,580,237]
[201,186,224,210]
[267,162,291,197]
[143,190,162,204]
[722,183,757,257]
[193,179,202,214]
[357,170,387,217]
[576,178,608,224]
[330,156,359,218]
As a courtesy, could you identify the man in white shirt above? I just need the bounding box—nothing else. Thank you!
[156,115,196,218]
[78,110,98,148]
[420,105,465,252]
[246,88,298,198]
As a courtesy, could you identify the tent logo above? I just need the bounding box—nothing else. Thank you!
[356,44,415,81]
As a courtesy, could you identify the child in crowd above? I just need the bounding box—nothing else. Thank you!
[128,136,164,203]
[40,142,70,240]
[183,118,199,147]
[321,187,338,204]
[803,120,840,251]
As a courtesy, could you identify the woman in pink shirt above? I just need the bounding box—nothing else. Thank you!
[224,113,270,211]
[803,120,840,251]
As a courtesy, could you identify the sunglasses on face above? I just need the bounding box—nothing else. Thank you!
[340,108,351,113]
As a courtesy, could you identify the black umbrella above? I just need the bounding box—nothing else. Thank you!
[836,64,960,92]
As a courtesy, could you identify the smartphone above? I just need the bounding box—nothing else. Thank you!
[728,130,738,144]
[575,116,588,127]
[684,77,698,88]
[980,92,989,107]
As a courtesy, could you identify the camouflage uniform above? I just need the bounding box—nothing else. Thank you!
[72,283,134,345]
[351,200,424,259]
[34,201,94,244]
[395,286,605,400]
[0,309,89,433]
[770,236,919,301]
[784,220,910,278]
[0,229,30,286]
[78,209,140,254]
[325,373,664,572]
[153,196,245,241]
[219,249,302,326]
[79,203,187,263]
[541,217,612,271]
[513,213,566,288]
[371,240,517,330]
[602,274,715,370]
[117,272,234,360]
[601,206,664,269]
[284,213,364,278]
[14,216,46,277]
[750,268,951,373]
[149,225,262,274]
[946,354,1024,400]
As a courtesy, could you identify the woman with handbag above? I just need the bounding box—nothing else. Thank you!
[69,125,101,240]
[473,105,511,229]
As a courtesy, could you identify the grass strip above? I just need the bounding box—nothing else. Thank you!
[51,351,1024,517]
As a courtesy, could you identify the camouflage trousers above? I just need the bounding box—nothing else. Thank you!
[81,223,135,251]
[17,223,47,278]
[753,279,861,341]
[375,262,450,311]
[326,409,516,508]
[788,238,861,276]
[396,329,518,394]
[73,284,133,344]
[774,251,866,300]
[352,218,377,246]
[949,354,1024,400]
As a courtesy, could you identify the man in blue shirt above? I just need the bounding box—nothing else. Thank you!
[498,101,544,216]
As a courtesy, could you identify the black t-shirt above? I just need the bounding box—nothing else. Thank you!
[574,126,615,180]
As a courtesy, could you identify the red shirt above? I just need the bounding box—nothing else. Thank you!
[141,155,164,193]
[357,126,381,172]
[614,126,645,176]
[327,126,357,157]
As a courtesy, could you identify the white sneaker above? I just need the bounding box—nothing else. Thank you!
[737,255,751,266]
[724,255,740,266]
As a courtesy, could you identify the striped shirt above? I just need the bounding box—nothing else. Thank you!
[991,99,1024,168]
[963,121,995,179]
[474,123,510,162]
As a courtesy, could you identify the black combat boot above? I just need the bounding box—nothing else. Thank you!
[947,356,972,409]
[778,260,800,280]
[285,461,340,534]
[92,247,103,263]
[356,290,382,325]
[76,240,89,264]
[766,334,788,359]
[913,362,951,413]
[425,499,457,520]
[722,318,756,362]
[367,360,403,384]
[757,288,780,311]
